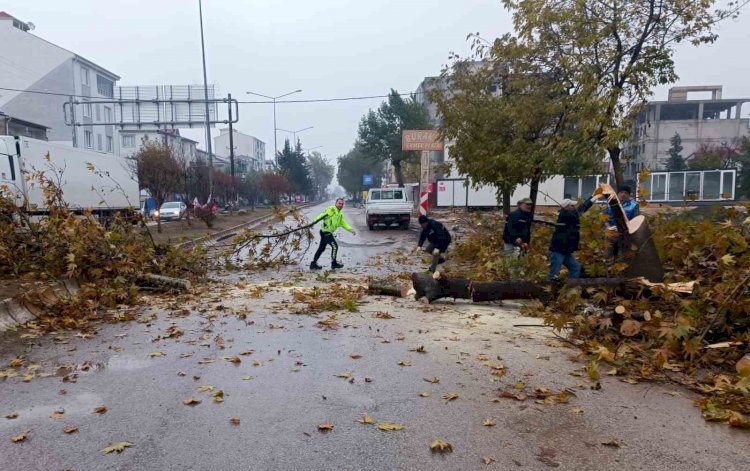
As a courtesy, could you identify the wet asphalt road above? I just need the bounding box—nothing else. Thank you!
[1,203,749,470]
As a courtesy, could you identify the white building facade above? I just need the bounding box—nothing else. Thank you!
[213,128,266,167]
[0,11,120,155]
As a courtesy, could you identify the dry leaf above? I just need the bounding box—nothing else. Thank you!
[212,390,224,403]
[11,431,29,443]
[443,392,459,402]
[418,392,431,397]
[50,410,64,420]
[222,356,241,364]
[183,398,201,406]
[514,381,525,390]
[242,376,253,381]
[149,351,164,358]
[230,417,240,425]
[5,412,19,419]
[423,376,440,384]
[482,419,496,427]
[252,360,262,367]
[377,422,404,431]
[318,421,334,431]
[500,390,527,401]
[482,455,497,465]
[601,438,621,448]
[349,354,362,359]
[197,385,214,393]
[398,360,412,367]
[356,413,374,425]
[335,372,352,379]
[93,406,108,414]
[9,358,24,368]
[569,408,584,414]
[102,441,133,454]
[63,426,78,434]
[409,345,427,353]
[620,319,641,337]
[430,439,453,453]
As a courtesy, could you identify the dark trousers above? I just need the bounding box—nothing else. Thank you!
[313,230,338,263]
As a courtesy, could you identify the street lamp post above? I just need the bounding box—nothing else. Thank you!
[277,126,313,147]
[246,89,302,165]
[198,0,214,195]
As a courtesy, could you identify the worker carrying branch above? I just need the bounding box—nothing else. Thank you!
[310,198,356,270]
[416,215,452,273]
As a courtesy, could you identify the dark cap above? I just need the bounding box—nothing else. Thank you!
[517,198,533,205]
[418,215,429,224]
[617,185,632,194]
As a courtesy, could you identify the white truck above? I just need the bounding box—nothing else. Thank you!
[0,135,139,219]
[365,187,413,230]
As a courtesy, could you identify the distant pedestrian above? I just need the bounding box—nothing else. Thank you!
[310,198,356,270]
[416,215,452,272]
[502,198,533,258]
[547,194,598,281]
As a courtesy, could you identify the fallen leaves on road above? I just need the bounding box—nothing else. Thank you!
[93,406,108,414]
[9,357,24,368]
[373,311,393,319]
[424,376,440,384]
[230,417,240,425]
[349,354,362,359]
[102,441,133,454]
[11,431,29,443]
[601,438,622,448]
[318,422,334,432]
[356,413,374,425]
[500,390,527,401]
[377,422,404,431]
[398,360,412,367]
[482,455,497,465]
[50,410,64,420]
[482,419,496,427]
[409,345,427,353]
[5,412,18,419]
[418,392,431,397]
[149,351,165,358]
[63,426,78,434]
[430,439,453,453]
[569,408,584,414]
[183,398,201,406]
[212,390,224,403]
[197,385,214,393]
[220,355,242,364]
[242,376,253,381]
[335,372,352,379]
[443,392,459,402]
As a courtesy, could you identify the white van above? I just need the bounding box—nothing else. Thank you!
[365,187,413,230]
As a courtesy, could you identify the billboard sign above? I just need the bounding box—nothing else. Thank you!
[362,174,374,186]
[402,130,443,151]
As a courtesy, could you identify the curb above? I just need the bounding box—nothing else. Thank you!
[0,279,80,332]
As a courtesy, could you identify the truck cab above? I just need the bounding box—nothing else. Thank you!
[365,187,413,230]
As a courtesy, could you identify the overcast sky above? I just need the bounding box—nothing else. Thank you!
[4,0,750,167]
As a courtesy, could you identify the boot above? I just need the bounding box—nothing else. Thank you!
[310,261,323,270]
[331,260,344,269]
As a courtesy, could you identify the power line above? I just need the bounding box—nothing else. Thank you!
[0,85,424,104]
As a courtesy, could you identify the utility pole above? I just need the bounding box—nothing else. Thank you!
[246,89,302,166]
[198,0,214,196]
[227,93,236,204]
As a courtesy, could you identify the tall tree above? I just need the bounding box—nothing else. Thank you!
[238,168,264,209]
[261,173,290,204]
[665,133,685,171]
[432,35,601,216]
[337,146,384,202]
[307,151,335,201]
[129,139,183,233]
[357,89,431,187]
[277,139,312,197]
[502,0,747,187]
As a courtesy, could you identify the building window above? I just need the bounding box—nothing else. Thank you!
[81,67,90,86]
[95,104,101,121]
[106,136,114,152]
[82,99,92,118]
[122,135,135,148]
[84,131,93,148]
[97,134,103,151]
[97,75,114,98]
[104,107,112,122]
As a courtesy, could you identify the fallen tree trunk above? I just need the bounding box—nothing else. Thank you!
[410,273,679,304]
[367,279,414,298]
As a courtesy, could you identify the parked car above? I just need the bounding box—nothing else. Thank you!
[155,201,187,221]
[365,188,413,230]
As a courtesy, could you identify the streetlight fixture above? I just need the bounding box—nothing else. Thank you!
[304,145,323,155]
[277,126,313,146]
[246,89,302,164]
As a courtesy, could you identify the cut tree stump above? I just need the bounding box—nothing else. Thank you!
[367,279,414,298]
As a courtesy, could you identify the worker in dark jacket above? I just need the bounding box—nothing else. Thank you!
[547,195,598,281]
[502,198,533,257]
[417,215,452,272]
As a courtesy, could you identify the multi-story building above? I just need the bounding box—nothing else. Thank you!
[0,11,120,154]
[624,85,750,179]
[118,128,198,163]
[213,128,266,164]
